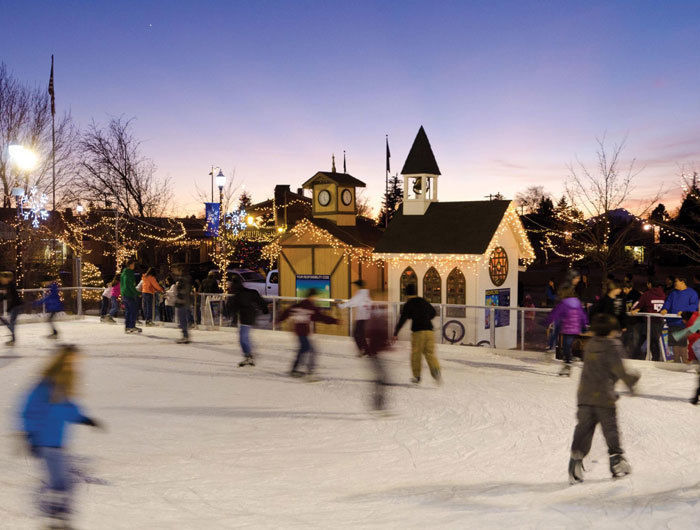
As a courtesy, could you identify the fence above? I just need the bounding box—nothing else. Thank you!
[2,287,687,360]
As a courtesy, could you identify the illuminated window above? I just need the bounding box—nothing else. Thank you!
[446,267,466,317]
[625,246,645,264]
[423,267,441,304]
[400,267,417,302]
[488,246,508,286]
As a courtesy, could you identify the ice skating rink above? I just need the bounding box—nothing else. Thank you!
[1,319,699,529]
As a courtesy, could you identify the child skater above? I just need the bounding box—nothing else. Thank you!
[34,278,65,339]
[568,313,640,484]
[19,344,102,526]
[545,284,588,376]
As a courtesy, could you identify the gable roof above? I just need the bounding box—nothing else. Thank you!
[301,171,366,189]
[373,200,511,254]
[401,126,441,176]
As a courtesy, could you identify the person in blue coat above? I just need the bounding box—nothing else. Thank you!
[660,276,699,362]
[33,279,65,339]
[19,344,101,521]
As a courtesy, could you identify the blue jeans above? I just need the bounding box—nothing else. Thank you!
[548,322,560,350]
[124,297,137,329]
[109,296,119,317]
[239,324,252,357]
[0,306,20,340]
[291,335,314,373]
[143,293,154,322]
[177,307,189,338]
[100,296,109,317]
[39,447,72,515]
[561,333,576,363]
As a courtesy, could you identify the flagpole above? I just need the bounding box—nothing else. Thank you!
[50,55,56,211]
[385,135,389,228]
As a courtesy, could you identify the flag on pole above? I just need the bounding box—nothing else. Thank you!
[343,150,347,173]
[385,135,390,172]
[48,55,55,116]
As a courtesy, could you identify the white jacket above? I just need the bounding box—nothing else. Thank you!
[339,289,372,321]
[165,284,177,307]
[102,286,112,298]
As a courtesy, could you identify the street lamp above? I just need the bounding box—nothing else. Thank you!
[8,145,38,287]
[8,144,38,173]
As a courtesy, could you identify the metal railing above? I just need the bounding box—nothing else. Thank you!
[2,287,691,360]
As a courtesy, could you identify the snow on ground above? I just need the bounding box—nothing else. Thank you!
[1,318,699,529]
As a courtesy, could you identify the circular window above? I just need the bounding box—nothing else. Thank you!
[488,246,508,286]
[317,189,331,207]
[341,189,352,206]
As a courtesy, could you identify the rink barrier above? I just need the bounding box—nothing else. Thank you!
[0,287,682,359]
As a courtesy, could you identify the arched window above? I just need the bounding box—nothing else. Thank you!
[400,267,417,302]
[423,267,442,304]
[446,267,466,317]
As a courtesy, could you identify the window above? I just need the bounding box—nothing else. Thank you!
[423,267,442,304]
[446,267,466,317]
[400,267,417,302]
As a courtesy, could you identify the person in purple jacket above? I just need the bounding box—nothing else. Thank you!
[546,284,589,376]
[33,279,65,339]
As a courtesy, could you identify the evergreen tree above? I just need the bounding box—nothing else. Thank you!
[238,190,252,211]
[650,203,668,222]
[377,174,403,227]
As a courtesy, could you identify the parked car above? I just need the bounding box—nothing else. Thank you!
[225,268,279,297]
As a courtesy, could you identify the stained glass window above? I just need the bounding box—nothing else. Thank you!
[488,246,509,286]
[446,267,466,317]
[423,267,442,304]
[400,267,417,302]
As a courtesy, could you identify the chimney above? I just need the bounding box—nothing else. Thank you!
[296,188,304,197]
[274,185,291,205]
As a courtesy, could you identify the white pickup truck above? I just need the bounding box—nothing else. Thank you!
[227,269,278,298]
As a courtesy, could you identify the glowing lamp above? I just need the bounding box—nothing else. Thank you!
[215,169,226,189]
[8,145,38,171]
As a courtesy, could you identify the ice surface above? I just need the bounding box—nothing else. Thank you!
[1,319,699,528]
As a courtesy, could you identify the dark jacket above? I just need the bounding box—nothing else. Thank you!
[34,282,64,313]
[394,296,436,335]
[227,286,268,325]
[278,298,338,336]
[200,277,221,294]
[20,380,93,448]
[0,280,23,310]
[592,295,628,329]
[174,274,193,308]
[577,337,639,408]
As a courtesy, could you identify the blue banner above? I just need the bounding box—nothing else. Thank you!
[204,202,220,237]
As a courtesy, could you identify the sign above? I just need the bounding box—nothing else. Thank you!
[485,288,510,329]
[488,246,508,286]
[204,202,220,237]
[296,274,331,307]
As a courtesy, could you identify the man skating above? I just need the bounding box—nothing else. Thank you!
[120,259,141,334]
[393,283,441,384]
[339,280,372,356]
[172,264,193,344]
[568,313,640,484]
[0,271,23,346]
[226,275,268,366]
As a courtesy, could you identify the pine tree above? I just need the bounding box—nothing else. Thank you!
[81,261,104,302]
[238,190,252,211]
[377,174,403,227]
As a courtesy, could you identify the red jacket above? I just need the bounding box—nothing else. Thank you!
[687,312,699,362]
[278,299,338,336]
[632,286,666,313]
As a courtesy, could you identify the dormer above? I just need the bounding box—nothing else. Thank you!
[302,170,366,226]
[402,126,441,215]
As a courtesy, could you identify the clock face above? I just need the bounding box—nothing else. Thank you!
[317,189,331,207]
[341,189,352,206]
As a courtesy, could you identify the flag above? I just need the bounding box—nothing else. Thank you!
[204,202,221,237]
[385,135,390,172]
[48,55,55,116]
[343,150,347,173]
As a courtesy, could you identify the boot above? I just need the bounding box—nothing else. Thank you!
[568,458,584,484]
[610,453,631,478]
[559,363,572,377]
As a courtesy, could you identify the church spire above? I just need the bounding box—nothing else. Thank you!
[331,154,336,173]
[401,126,441,175]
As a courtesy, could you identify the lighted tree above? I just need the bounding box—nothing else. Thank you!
[81,261,104,302]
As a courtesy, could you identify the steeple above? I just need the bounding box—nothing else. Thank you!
[401,126,441,176]
[331,154,336,173]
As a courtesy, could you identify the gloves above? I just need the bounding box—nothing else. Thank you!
[81,417,103,429]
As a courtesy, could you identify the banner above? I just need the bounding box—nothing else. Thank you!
[485,288,511,329]
[204,202,220,237]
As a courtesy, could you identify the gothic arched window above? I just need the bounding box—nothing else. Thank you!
[446,267,466,317]
[400,267,417,302]
[423,267,442,304]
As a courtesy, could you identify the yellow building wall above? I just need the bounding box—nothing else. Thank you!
[337,186,355,213]
[312,183,337,214]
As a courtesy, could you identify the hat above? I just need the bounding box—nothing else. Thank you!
[352,280,365,288]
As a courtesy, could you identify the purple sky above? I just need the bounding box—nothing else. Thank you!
[3,1,700,216]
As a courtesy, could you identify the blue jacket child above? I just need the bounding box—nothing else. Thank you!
[34,281,64,314]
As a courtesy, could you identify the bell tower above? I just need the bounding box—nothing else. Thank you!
[402,126,441,215]
[301,168,366,226]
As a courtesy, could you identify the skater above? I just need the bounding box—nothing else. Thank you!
[545,284,588,376]
[226,275,268,366]
[278,288,339,379]
[172,264,193,344]
[629,279,666,361]
[34,279,64,339]
[365,304,392,410]
[659,276,699,363]
[140,267,164,325]
[0,271,23,345]
[591,280,628,331]
[339,280,372,356]
[120,259,141,334]
[568,313,640,484]
[99,281,111,322]
[18,344,102,525]
[393,283,441,384]
[108,276,120,322]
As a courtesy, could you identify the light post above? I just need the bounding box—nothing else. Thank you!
[8,145,38,286]
[215,169,226,266]
[75,203,84,315]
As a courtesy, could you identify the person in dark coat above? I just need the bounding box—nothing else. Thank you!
[278,288,338,379]
[200,270,221,294]
[568,314,640,484]
[0,271,23,345]
[226,275,268,366]
[34,279,65,339]
[629,279,666,361]
[393,283,441,384]
[18,344,102,523]
[172,264,193,344]
[591,280,628,330]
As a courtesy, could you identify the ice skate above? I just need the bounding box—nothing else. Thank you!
[47,332,58,340]
[289,370,305,378]
[104,315,116,323]
[610,454,631,478]
[176,337,191,344]
[5,339,15,346]
[568,458,584,484]
[559,363,572,377]
[134,326,143,333]
[145,320,155,327]
[239,357,255,367]
[410,376,421,384]
[305,373,322,383]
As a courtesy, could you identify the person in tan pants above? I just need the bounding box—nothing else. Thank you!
[393,283,441,384]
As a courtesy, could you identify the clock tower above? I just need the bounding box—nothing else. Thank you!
[402,126,441,215]
[302,167,366,226]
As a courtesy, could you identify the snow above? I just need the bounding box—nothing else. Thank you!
[1,319,699,528]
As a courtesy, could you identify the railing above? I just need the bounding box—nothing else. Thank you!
[2,287,689,360]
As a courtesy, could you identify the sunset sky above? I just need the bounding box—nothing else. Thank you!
[3,0,700,216]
